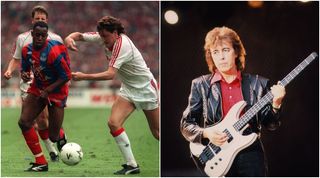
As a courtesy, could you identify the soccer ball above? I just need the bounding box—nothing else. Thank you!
[60,142,83,166]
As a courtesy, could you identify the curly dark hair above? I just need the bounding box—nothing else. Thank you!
[97,16,125,34]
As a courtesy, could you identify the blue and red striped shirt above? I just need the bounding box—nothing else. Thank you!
[21,40,71,106]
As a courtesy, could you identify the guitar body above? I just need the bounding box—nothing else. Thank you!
[190,101,258,177]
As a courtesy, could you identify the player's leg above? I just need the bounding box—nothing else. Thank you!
[143,107,159,140]
[47,105,66,151]
[142,78,159,140]
[108,96,140,175]
[18,93,48,171]
[108,96,135,131]
[36,106,59,161]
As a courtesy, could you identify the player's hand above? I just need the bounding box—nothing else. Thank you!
[21,71,32,82]
[65,37,78,51]
[72,72,85,81]
[39,89,49,99]
[203,127,228,146]
[4,70,12,80]
[271,81,286,108]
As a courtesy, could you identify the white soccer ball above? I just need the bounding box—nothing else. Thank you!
[60,142,83,166]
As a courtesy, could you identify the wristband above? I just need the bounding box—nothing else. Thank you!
[272,103,281,110]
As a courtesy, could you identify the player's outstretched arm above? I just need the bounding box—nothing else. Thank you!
[4,58,20,80]
[64,32,84,51]
[72,67,117,81]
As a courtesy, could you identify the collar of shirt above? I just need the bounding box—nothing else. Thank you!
[211,70,242,85]
[106,35,122,52]
[33,40,49,51]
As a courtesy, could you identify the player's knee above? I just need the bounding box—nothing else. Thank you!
[148,122,159,140]
[107,119,121,131]
[36,112,48,129]
[151,128,159,140]
[18,119,33,131]
[38,110,48,120]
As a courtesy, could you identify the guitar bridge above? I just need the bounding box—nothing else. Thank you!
[199,145,214,164]
[198,143,222,164]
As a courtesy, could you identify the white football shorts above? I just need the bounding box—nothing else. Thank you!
[119,78,159,110]
[19,79,32,101]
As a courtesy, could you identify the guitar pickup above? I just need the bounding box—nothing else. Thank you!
[209,143,221,154]
[199,145,215,164]
[223,129,233,143]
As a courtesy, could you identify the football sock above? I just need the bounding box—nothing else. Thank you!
[59,128,65,139]
[22,127,47,165]
[111,128,137,167]
[38,129,58,154]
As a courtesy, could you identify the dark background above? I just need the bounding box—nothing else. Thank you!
[161,1,319,177]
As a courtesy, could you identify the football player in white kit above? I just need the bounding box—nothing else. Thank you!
[4,5,67,166]
[65,16,159,175]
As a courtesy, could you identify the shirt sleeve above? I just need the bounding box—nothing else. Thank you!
[13,35,23,60]
[109,36,132,69]
[259,79,281,131]
[82,32,103,43]
[180,79,205,144]
[50,46,72,81]
[48,32,63,43]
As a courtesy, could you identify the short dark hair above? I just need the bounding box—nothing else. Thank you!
[33,21,49,30]
[31,5,48,18]
[97,16,125,34]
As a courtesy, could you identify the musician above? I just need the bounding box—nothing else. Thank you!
[180,26,286,176]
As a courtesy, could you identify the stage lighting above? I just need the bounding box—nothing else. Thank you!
[248,1,264,8]
[164,10,179,25]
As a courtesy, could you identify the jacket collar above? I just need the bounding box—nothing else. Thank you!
[211,70,242,84]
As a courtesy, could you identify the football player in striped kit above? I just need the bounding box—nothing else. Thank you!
[65,16,159,175]
[19,21,71,172]
[4,5,67,164]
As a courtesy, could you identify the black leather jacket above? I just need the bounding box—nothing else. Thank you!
[180,73,281,144]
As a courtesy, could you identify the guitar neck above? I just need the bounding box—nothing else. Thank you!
[234,52,318,130]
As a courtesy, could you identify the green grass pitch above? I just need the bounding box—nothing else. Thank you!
[1,107,159,177]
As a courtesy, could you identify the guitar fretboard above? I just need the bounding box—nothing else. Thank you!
[233,52,318,131]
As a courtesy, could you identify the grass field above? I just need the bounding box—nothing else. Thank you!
[1,107,159,177]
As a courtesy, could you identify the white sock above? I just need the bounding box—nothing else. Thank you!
[42,139,58,154]
[113,129,137,167]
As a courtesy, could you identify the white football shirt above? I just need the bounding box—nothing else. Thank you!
[82,32,154,89]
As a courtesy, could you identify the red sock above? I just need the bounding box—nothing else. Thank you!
[38,129,49,140]
[110,127,125,137]
[22,127,47,164]
[59,128,65,139]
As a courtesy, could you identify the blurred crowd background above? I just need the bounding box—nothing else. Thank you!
[1,1,159,89]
